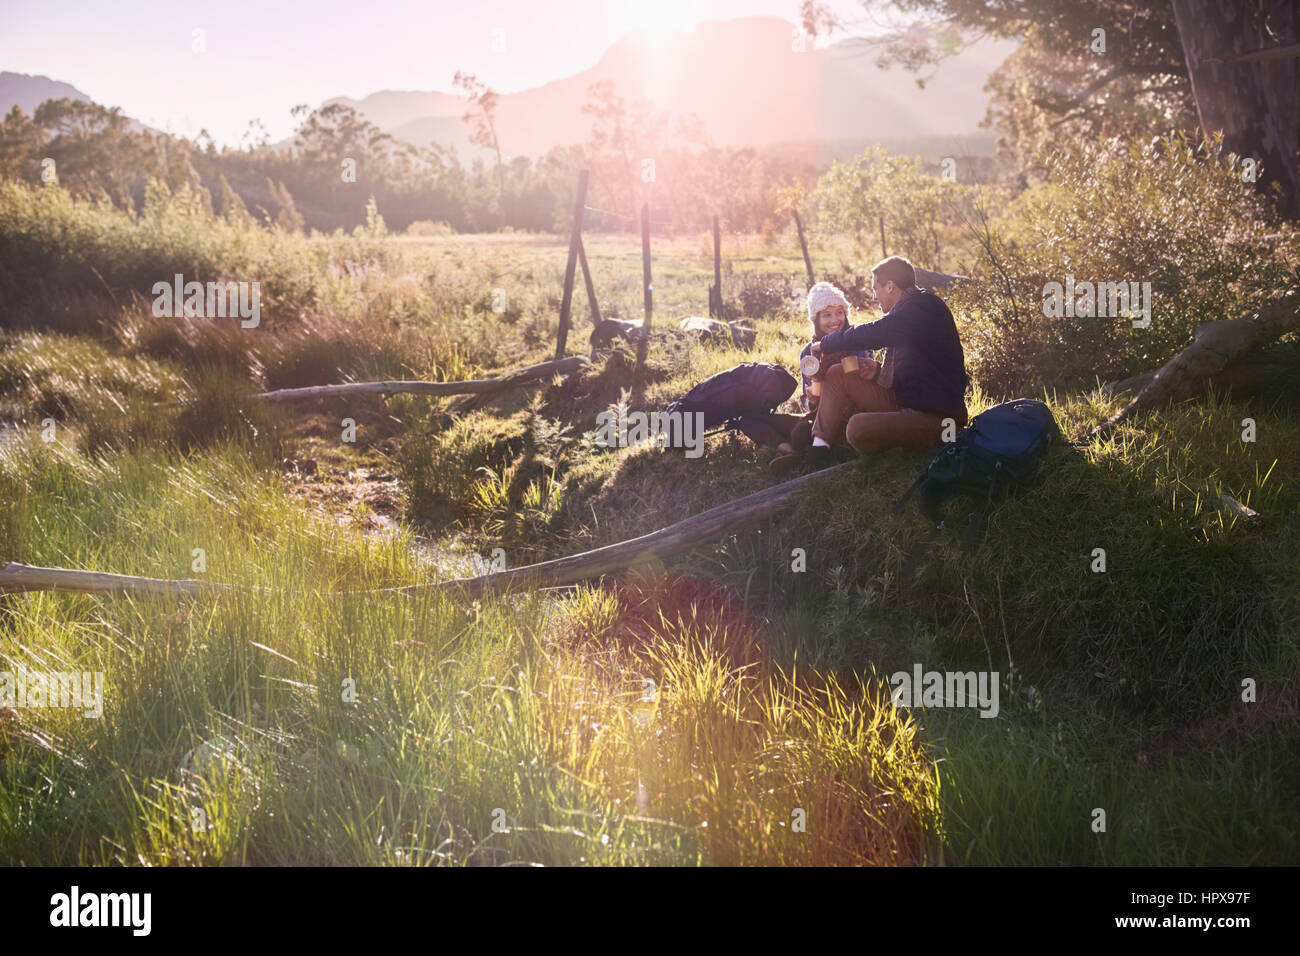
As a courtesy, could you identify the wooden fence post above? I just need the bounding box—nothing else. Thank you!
[636,202,653,383]
[555,169,589,360]
[641,203,653,325]
[794,210,814,286]
[710,215,722,317]
[576,235,602,326]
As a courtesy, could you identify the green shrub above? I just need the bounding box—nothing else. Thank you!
[812,146,969,272]
[399,410,530,527]
[948,132,1300,397]
[0,179,365,328]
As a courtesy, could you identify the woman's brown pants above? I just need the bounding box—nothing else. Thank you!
[811,364,956,453]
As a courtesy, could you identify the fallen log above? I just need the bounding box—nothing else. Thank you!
[0,462,859,600]
[0,562,240,597]
[152,355,591,408]
[449,350,610,415]
[1102,340,1300,401]
[252,355,590,403]
[1095,292,1300,434]
[403,461,859,599]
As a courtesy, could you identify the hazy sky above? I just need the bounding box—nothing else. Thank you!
[2,0,882,146]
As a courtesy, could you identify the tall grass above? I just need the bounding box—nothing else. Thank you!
[0,437,939,865]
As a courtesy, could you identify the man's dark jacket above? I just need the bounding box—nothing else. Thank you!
[819,287,969,424]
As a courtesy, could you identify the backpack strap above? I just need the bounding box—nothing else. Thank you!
[893,472,928,514]
[958,464,1000,553]
[714,405,783,439]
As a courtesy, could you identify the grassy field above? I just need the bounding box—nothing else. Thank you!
[2,208,1297,865]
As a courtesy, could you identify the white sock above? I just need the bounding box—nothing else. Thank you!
[812,437,829,448]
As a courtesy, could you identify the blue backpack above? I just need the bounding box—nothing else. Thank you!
[894,399,1062,565]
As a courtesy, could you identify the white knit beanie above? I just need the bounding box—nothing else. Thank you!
[806,281,851,325]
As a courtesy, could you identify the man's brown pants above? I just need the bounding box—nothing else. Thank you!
[811,363,951,453]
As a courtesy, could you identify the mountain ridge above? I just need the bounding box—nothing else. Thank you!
[317,17,1014,158]
[3,18,1015,159]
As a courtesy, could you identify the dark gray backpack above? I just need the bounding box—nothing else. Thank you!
[664,362,798,431]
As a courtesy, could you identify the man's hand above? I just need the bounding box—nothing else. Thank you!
[809,341,823,359]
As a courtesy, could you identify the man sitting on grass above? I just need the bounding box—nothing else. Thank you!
[770,256,970,476]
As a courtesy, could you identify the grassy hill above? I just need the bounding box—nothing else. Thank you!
[1,182,1296,865]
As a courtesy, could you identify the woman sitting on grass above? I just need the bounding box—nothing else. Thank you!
[737,281,875,454]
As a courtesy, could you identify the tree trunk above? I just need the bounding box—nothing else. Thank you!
[404,461,859,600]
[0,562,238,597]
[448,353,604,415]
[1095,292,1300,433]
[1103,339,1300,401]
[1171,0,1299,218]
[231,356,590,406]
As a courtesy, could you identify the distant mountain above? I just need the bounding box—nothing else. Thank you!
[0,71,92,116]
[0,71,159,134]
[326,89,467,135]
[314,17,1015,159]
[389,115,478,156]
